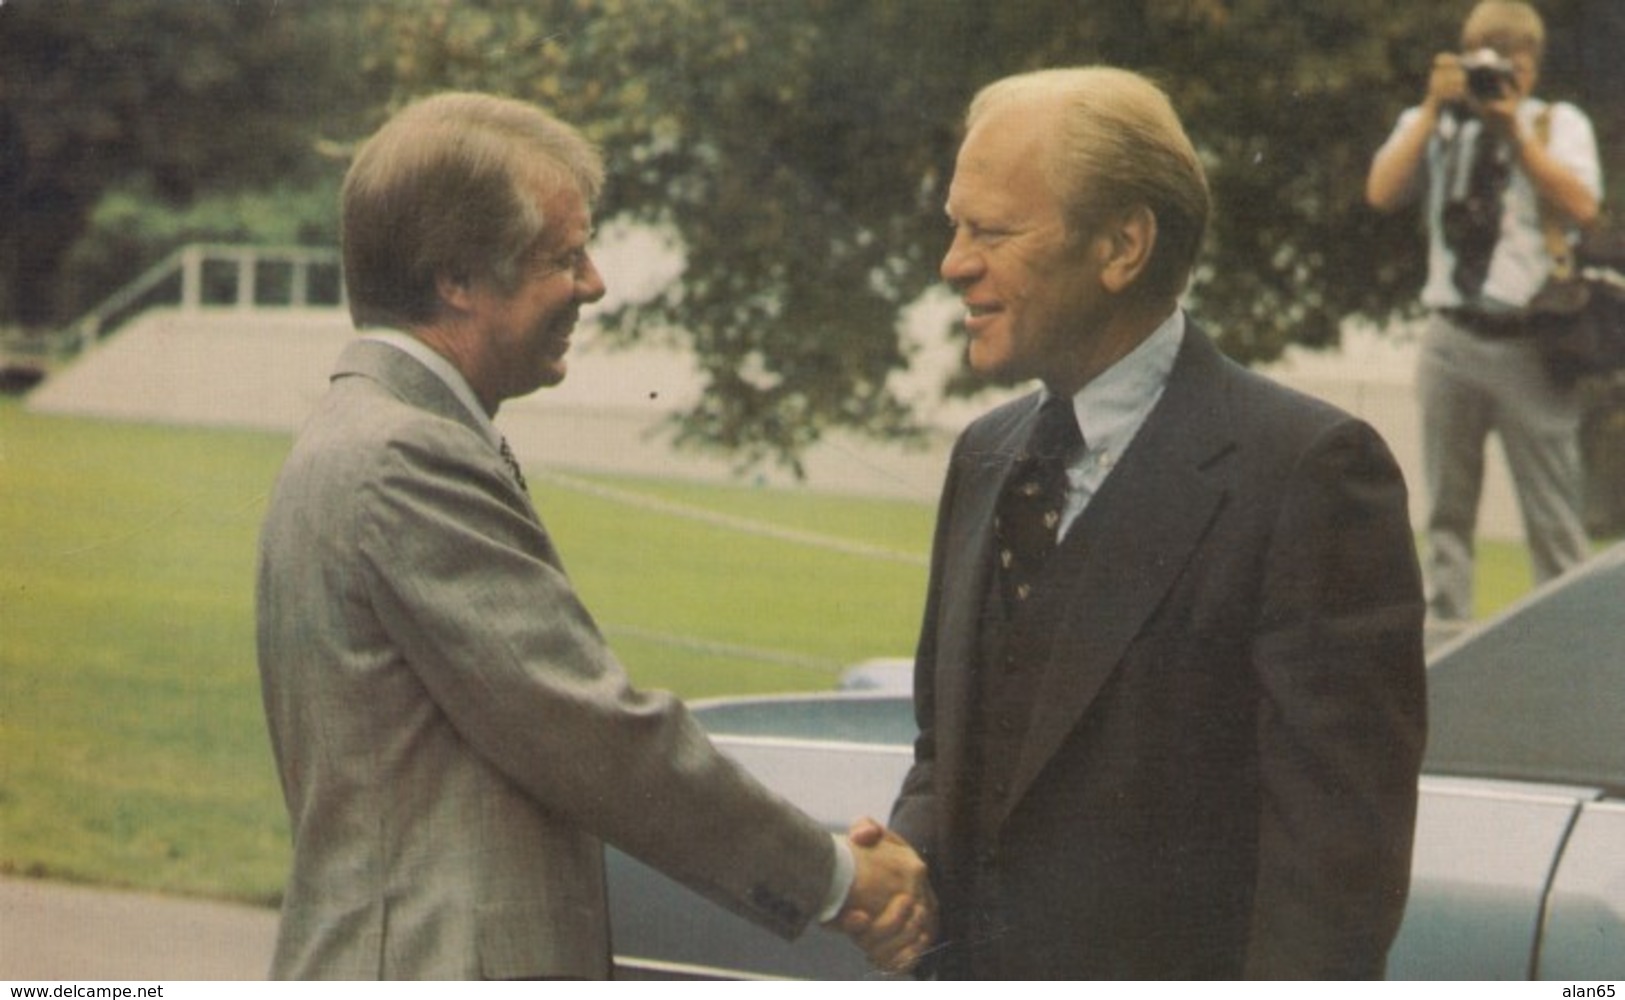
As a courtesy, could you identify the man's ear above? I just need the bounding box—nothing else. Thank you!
[434,270,477,314]
[1099,205,1157,294]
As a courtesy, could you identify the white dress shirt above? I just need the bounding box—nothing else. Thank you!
[362,331,503,445]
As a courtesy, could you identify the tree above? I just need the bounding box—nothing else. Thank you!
[354,0,1621,473]
[8,1,1617,472]
[0,0,381,328]
[352,0,968,470]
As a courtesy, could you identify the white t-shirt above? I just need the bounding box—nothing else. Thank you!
[1376,98,1603,310]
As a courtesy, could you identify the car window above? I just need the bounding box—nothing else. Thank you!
[1424,543,1624,794]
[692,696,916,746]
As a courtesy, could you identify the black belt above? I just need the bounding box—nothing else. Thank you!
[1440,307,1532,340]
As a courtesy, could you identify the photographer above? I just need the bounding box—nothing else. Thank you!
[1367,1,1601,622]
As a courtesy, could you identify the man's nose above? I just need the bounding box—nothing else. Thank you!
[940,231,982,289]
[576,253,607,303]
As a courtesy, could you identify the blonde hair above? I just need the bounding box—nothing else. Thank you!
[967,67,1210,302]
[341,92,604,329]
[1461,1,1546,61]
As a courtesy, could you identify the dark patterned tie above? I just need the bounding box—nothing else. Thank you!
[995,396,1083,612]
[499,436,528,492]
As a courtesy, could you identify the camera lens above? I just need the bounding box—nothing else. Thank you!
[1467,68,1504,100]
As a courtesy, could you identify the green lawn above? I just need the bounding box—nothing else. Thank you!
[0,404,932,903]
[0,402,1552,905]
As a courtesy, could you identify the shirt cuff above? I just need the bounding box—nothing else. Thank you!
[818,833,856,923]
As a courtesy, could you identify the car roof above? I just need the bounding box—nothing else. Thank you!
[689,691,915,746]
[1424,542,1625,794]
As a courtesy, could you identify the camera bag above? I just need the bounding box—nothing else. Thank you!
[1526,110,1625,386]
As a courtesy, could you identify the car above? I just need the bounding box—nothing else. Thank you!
[835,656,913,694]
[606,543,1625,980]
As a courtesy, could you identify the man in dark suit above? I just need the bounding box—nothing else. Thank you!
[872,67,1427,978]
[256,92,933,979]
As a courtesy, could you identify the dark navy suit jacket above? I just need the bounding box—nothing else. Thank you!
[891,322,1427,978]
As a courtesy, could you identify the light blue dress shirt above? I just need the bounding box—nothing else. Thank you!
[1051,309,1184,541]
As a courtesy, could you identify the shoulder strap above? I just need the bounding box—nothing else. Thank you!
[1534,107,1576,281]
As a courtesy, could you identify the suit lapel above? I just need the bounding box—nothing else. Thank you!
[934,396,1037,795]
[333,339,545,525]
[1003,327,1237,819]
[334,339,485,437]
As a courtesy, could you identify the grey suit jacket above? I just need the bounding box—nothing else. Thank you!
[256,340,834,979]
[891,323,1427,978]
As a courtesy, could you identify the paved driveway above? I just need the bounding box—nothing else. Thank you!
[0,877,275,981]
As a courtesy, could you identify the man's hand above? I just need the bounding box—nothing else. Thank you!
[1424,50,1522,141]
[827,816,937,973]
[1425,52,1467,112]
[1473,69,1526,142]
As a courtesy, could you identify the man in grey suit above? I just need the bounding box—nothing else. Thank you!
[861,68,1428,978]
[256,92,933,979]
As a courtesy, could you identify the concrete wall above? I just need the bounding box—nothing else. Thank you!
[28,308,356,432]
[27,307,1529,538]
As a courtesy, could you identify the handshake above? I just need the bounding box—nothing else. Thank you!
[825,817,938,973]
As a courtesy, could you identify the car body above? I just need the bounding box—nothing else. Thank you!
[608,543,1625,979]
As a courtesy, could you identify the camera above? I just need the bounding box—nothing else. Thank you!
[1460,48,1516,101]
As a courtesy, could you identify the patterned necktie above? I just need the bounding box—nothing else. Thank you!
[498,436,528,492]
[995,396,1083,612]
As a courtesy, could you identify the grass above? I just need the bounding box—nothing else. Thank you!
[0,401,1557,905]
[1,407,298,900]
[530,473,931,688]
[0,403,932,903]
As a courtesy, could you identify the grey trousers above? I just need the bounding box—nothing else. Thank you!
[1417,313,1589,620]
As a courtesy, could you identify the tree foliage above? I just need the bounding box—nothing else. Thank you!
[355,0,1621,471]
[0,0,380,326]
[4,0,1619,472]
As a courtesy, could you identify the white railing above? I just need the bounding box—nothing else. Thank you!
[65,243,344,351]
